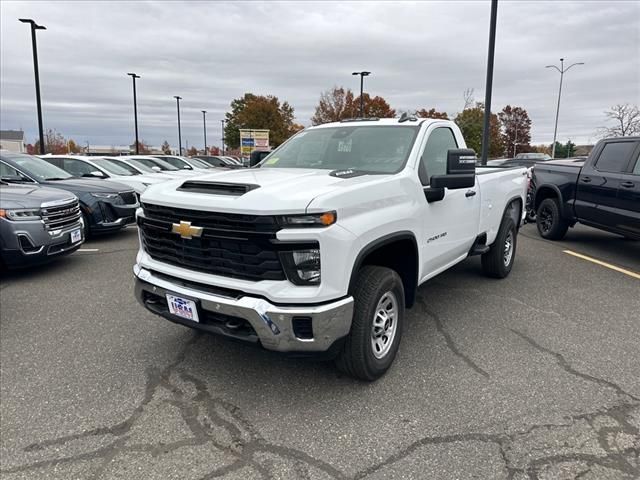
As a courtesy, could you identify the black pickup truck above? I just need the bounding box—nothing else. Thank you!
[531,136,639,240]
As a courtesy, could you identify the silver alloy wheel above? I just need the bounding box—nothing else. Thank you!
[503,230,514,267]
[371,291,398,359]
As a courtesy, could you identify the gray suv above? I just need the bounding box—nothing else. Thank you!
[0,182,84,268]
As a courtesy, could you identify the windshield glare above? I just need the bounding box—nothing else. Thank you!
[94,158,139,176]
[157,156,191,169]
[261,126,419,173]
[7,154,72,181]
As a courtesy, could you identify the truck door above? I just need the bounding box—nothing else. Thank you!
[418,126,481,275]
[575,139,636,229]
[615,142,640,237]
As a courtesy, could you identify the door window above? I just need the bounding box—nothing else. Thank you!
[631,152,640,175]
[420,128,458,181]
[62,158,96,177]
[0,161,33,182]
[594,142,635,173]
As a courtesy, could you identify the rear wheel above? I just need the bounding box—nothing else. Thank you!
[335,266,404,381]
[536,197,569,240]
[481,217,517,279]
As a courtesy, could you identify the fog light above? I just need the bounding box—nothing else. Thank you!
[280,249,321,285]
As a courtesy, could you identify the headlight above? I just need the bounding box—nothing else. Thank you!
[278,211,336,228]
[280,249,321,285]
[0,208,42,221]
[90,192,119,199]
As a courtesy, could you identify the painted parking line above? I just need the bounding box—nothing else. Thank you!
[563,250,640,280]
[77,248,100,252]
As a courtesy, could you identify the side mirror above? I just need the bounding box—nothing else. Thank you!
[151,166,162,172]
[423,149,477,203]
[89,170,107,178]
[250,150,270,167]
[1,174,32,184]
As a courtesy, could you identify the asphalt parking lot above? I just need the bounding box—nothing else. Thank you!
[1,223,638,480]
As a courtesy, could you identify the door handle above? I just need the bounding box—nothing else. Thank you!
[465,190,476,197]
[621,181,634,188]
[581,177,592,183]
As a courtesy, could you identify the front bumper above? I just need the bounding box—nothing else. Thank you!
[134,265,354,352]
[89,201,138,233]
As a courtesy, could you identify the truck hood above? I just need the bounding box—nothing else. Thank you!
[141,167,385,214]
[0,184,76,209]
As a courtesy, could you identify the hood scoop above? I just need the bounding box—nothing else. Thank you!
[177,180,260,196]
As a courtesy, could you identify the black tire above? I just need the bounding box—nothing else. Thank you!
[481,217,517,279]
[536,197,569,240]
[525,208,536,224]
[335,266,405,381]
[82,212,91,239]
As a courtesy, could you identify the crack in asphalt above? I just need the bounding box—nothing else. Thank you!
[417,295,490,378]
[2,298,639,479]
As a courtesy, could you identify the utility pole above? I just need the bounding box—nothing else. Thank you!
[546,58,584,158]
[174,96,182,155]
[221,119,225,155]
[19,18,46,154]
[127,73,141,154]
[480,0,498,165]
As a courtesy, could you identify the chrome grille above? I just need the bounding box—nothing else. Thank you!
[42,200,81,231]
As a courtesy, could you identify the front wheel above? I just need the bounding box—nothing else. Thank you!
[335,266,405,381]
[481,217,517,278]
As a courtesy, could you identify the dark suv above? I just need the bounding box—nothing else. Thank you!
[0,151,138,236]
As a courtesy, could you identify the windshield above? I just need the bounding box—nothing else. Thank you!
[4,153,72,181]
[134,157,179,171]
[186,157,211,169]
[93,158,139,176]
[260,126,419,173]
[156,156,191,169]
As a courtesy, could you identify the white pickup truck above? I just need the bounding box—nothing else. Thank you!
[134,118,527,380]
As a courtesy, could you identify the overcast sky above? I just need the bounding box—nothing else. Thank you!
[1,1,638,149]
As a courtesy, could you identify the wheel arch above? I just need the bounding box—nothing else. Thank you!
[534,184,563,211]
[348,232,419,309]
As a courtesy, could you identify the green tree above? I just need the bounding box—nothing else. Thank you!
[552,140,576,158]
[454,103,503,158]
[224,93,296,148]
[498,105,532,157]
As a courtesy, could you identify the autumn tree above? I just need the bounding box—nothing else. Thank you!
[311,87,357,125]
[34,129,67,154]
[186,146,198,156]
[498,105,532,157]
[415,108,449,120]
[352,94,395,118]
[161,140,171,154]
[134,141,151,154]
[224,93,296,148]
[599,104,640,137]
[454,103,504,158]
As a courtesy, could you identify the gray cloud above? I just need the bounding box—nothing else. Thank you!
[1,0,638,149]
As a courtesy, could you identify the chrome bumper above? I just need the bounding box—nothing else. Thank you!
[133,266,354,352]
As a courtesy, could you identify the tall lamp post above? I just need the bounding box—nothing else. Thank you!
[546,58,584,158]
[352,71,371,117]
[174,96,182,155]
[480,0,498,166]
[127,73,141,154]
[221,119,225,155]
[19,18,46,155]
[201,110,207,154]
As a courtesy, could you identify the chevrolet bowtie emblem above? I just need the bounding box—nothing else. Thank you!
[171,221,203,239]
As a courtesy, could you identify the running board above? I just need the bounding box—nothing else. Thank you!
[468,233,489,256]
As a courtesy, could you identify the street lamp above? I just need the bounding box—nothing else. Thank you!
[480,0,498,166]
[19,18,46,155]
[127,73,141,154]
[221,119,225,156]
[546,58,584,158]
[352,71,371,117]
[174,96,182,155]
[201,110,207,154]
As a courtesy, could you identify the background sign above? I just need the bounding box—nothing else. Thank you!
[239,129,270,157]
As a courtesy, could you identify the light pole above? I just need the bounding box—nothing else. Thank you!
[19,18,46,155]
[480,0,498,166]
[221,119,225,155]
[127,73,141,154]
[201,110,207,154]
[546,58,584,158]
[352,71,371,117]
[174,96,182,155]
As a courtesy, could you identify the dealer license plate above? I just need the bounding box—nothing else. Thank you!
[166,294,199,323]
[70,229,82,243]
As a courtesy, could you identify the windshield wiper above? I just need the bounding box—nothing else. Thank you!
[45,177,69,181]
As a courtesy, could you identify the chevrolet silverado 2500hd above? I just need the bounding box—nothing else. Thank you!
[134,118,527,380]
